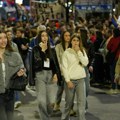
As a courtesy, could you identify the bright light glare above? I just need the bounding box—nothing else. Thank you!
[113,8,116,12]
[68,2,71,5]
[69,9,72,12]
[65,3,67,7]
[15,0,23,4]
[0,1,3,7]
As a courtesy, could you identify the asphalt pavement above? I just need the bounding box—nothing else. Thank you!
[13,86,120,120]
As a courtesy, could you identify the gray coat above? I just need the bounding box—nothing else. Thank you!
[0,50,24,93]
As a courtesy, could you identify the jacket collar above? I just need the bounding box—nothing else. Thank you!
[4,50,12,56]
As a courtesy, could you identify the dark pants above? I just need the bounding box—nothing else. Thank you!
[103,63,111,83]
[0,90,14,120]
[84,67,90,110]
[93,54,104,83]
[109,60,117,89]
[55,76,64,105]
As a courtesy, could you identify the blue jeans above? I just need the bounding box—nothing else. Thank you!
[14,91,20,101]
[35,70,57,120]
[61,79,86,120]
[55,76,75,109]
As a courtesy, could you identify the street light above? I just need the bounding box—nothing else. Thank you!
[0,1,3,8]
[58,0,75,23]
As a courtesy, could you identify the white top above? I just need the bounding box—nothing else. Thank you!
[62,48,89,82]
[2,62,5,86]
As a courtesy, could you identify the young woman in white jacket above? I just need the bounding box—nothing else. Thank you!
[61,33,89,120]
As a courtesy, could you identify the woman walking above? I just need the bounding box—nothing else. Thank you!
[31,30,59,120]
[61,34,89,120]
[0,30,25,120]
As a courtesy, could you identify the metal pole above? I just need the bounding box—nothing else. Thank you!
[66,0,69,23]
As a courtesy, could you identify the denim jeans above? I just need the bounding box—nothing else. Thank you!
[55,76,64,105]
[35,70,57,120]
[14,91,20,101]
[55,76,75,109]
[61,79,86,120]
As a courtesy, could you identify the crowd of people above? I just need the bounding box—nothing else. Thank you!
[0,13,120,120]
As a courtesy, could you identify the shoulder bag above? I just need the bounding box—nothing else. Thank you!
[9,73,28,91]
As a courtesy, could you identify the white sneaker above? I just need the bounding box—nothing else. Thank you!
[14,101,22,109]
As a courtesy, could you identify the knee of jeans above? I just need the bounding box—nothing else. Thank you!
[38,99,46,107]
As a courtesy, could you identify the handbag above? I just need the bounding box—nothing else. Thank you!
[9,73,28,91]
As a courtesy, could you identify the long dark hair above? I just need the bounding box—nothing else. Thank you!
[60,30,70,51]
[37,30,51,59]
[80,28,89,49]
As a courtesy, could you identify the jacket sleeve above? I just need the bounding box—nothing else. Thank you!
[51,48,62,85]
[88,43,95,67]
[32,47,43,72]
[62,52,70,82]
[16,52,25,69]
[28,47,35,86]
[29,46,43,86]
[55,44,61,65]
[77,50,89,66]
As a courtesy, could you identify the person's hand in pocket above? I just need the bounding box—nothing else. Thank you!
[52,74,58,83]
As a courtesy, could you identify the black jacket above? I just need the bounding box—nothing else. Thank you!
[29,45,62,86]
[87,40,95,67]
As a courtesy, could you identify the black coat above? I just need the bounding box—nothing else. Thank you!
[29,45,62,86]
